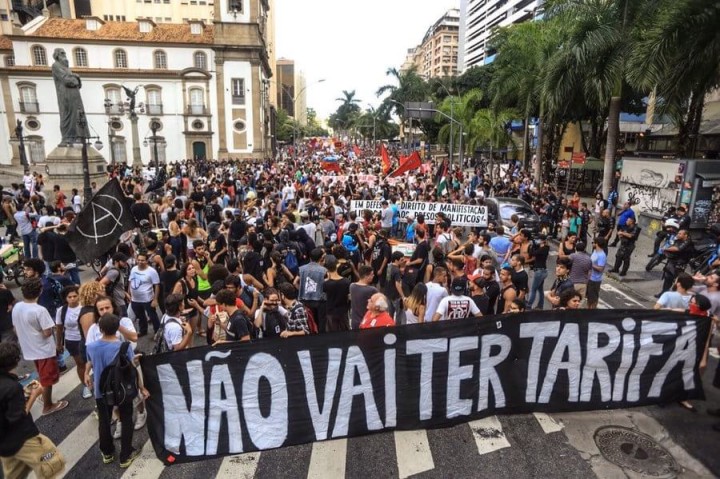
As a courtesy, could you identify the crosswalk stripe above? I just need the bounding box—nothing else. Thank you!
[394,430,435,478]
[307,439,347,479]
[31,367,82,420]
[120,439,165,479]
[56,414,98,478]
[533,413,564,434]
[468,416,510,455]
[216,452,261,479]
[600,283,646,308]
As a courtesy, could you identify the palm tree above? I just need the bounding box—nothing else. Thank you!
[376,67,429,142]
[627,0,720,157]
[544,0,654,198]
[468,108,518,178]
[436,88,485,161]
[329,90,361,136]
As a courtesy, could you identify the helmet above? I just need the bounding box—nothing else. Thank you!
[664,219,680,230]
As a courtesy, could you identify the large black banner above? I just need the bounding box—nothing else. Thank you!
[140,310,711,465]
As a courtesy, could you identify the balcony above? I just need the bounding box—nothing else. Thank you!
[20,101,39,113]
[147,104,164,115]
[231,95,245,106]
[187,105,208,115]
[105,104,124,115]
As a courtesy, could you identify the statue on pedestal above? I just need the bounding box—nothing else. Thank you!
[52,48,89,146]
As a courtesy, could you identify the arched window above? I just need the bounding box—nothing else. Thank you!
[146,88,163,115]
[73,48,88,67]
[104,86,122,114]
[154,50,167,69]
[114,49,128,68]
[193,51,207,70]
[188,87,205,115]
[19,84,38,113]
[31,46,47,66]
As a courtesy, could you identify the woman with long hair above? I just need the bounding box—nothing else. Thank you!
[183,217,207,260]
[172,262,204,336]
[404,283,427,324]
[55,285,92,399]
[77,282,105,341]
[264,251,294,289]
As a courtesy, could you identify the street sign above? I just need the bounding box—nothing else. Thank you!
[571,152,587,164]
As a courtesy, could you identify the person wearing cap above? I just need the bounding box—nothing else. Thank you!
[298,211,317,247]
[432,277,482,321]
[468,274,491,315]
[99,253,130,317]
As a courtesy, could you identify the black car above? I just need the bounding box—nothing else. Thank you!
[484,197,541,236]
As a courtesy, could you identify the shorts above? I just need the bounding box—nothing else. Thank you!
[64,339,85,359]
[33,358,59,388]
[586,280,602,305]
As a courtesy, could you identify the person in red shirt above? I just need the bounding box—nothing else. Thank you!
[360,293,395,329]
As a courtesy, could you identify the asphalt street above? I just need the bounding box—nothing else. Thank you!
[7,258,720,479]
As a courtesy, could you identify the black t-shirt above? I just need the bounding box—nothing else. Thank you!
[226,310,251,341]
[37,231,57,262]
[0,372,40,456]
[0,288,15,332]
[484,280,500,314]
[191,192,205,211]
[130,202,152,223]
[371,240,392,282]
[383,264,402,301]
[242,251,264,283]
[261,309,287,338]
[206,204,222,223]
[160,269,182,298]
[207,234,227,264]
[229,219,246,242]
[52,234,76,263]
[530,244,550,269]
[511,269,529,295]
[472,293,491,316]
[325,277,351,317]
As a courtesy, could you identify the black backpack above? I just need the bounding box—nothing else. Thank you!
[262,309,287,338]
[99,342,138,407]
[152,317,182,354]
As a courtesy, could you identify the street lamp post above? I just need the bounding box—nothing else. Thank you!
[143,120,162,169]
[76,111,103,205]
[13,120,29,169]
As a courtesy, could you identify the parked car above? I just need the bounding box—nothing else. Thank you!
[484,197,541,236]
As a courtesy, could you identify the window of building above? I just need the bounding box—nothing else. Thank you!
[31,46,47,66]
[139,20,152,33]
[229,0,242,13]
[4,54,14,67]
[188,87,205,114]
[154,50,167,69]
[154,0,161,3]
[190,22,203,34]
[86,18,99,30]
[190,0,197,4]
[105,87,123,114]
[112,139,127,163]
[19,84,38,113]
[73,48,88,67]
[193,51,207,70]
[231,78,245,105]
[121,15,126,21]
[114,49,128,68]
[146,88,163,115]
[163,0,170,3]
[0,9,8,21]
[28,137,45,164]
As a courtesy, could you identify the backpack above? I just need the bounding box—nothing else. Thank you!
[262,309,287,338]
[301,304,319,335]
[284,249,299,275]
[101,267,122,297]
[99,342,138,407]
[152,316,182,354]
[46,277,64,310]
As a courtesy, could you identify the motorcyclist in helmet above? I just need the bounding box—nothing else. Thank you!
[656,228,694,297]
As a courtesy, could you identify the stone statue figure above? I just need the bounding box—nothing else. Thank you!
[52,48,89,146]
[122,85,140,115]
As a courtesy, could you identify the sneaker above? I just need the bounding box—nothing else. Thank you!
[101,452,115,464]
[119,448,141,468]
[134,410,147,430]
[113,422,122,440]
[82,386,92,399]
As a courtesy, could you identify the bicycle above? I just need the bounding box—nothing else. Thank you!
[0,241,25,286]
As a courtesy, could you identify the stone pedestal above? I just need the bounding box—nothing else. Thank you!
[44,146,107,195]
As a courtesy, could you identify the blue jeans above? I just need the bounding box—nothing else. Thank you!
[528,268,548,309]
[66,266,81,285]
[22,230,38,259]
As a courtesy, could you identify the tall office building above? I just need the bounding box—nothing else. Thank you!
[275,58,307,125]
[458,0,543,72]
[400,8,459,80]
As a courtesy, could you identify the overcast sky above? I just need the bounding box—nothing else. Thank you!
[275,0,459,121]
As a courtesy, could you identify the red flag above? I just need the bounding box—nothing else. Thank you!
[381,144,391,175]
[389,151,422,178]
[353,145,362,157]
[322,161,342,173]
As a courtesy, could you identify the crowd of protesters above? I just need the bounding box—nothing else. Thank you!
[1,146,720,476]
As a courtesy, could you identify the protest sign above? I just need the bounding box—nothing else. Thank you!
[141,311,709,465]
[351,200,488,227]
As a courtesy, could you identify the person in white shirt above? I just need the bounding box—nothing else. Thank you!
[55,285,93,399]
[424,266,449,323]
[12,278,68,415]
[299,211,317,246]
[161,294,193,351]
[128,251,161,336]
[433,278,482,321]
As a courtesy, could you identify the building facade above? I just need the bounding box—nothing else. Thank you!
[0,0,274,165]
[400,9,459,80]
[458,0,543,72]
[275,57,307,125]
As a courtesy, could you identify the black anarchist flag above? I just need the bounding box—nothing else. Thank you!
[66,179,137,263]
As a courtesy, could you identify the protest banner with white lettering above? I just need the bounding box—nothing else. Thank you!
[317,175,403,186]
[140,310,709,465]
[351,200,488,227]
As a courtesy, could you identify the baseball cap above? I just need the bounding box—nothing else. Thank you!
[451,278,466,295]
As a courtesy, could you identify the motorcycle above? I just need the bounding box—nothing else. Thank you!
[689,224,720,274]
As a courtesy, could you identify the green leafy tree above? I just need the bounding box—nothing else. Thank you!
[376,66,429,140]
[329,90,362,134]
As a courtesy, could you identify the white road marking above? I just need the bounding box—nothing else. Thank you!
[469,416,511,455]
[216,451,261,479]
[307,439,347,479]
[598,299,612,309]
[56,414,98,478]
[394,430,435,478]
[600,283,646,308]
[120,439,165,479]
[533,413,564,434]
[31,366,82,420]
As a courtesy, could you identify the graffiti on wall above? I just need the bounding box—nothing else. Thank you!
[620,160,678,189]
[619,183,678,215]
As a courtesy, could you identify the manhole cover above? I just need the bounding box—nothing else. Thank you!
[594,426,681,477]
